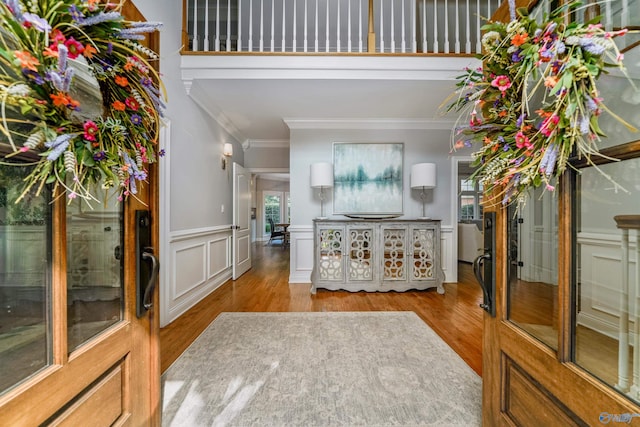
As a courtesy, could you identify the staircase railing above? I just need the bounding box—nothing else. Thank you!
[182,0,502,55]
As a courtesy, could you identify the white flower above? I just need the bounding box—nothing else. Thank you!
[7,83,30,96]
[482,31,502,51]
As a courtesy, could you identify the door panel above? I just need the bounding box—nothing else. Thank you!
[233,162,251,279]
[0,3,160,425]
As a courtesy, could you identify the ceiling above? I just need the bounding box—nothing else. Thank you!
[187,75,465,145]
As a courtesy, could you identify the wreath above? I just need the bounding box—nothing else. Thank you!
[0,0,165,204]
[445,1,635,208]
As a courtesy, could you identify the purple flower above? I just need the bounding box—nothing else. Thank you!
[22,69,44,84]
[516,114,526,127]
[130,114,142,125]
[68,5,84,22]
[584,94,598,112]
[503,144,510,152]
[93,151,107,161]
[45,134,75,161]
[23,12,50,32]
[78,11,121,27]
[511,50,523,62]
[158,149,166,157]
[539,144,559,176]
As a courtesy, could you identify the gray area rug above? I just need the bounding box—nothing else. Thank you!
[162,312,481,426]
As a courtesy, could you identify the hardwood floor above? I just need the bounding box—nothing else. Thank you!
[160,243,484,375]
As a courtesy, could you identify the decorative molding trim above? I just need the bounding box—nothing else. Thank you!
[283,118,456,131]
[170,224,233,242]
[172,242,207,300]
[187,88,246,144]
[244,139,290,149]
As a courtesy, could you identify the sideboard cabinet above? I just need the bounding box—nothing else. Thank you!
[311,219,444,293]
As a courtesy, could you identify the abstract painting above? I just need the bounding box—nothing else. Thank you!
[333,143,403,217]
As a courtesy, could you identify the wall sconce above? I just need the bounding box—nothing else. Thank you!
[310,162,333,219]
[411,163,437,219]
[221,143,233,170]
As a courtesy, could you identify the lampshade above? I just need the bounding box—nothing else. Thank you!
[310,162,333,188]
[223,143,233,157]
[411,163,437,189]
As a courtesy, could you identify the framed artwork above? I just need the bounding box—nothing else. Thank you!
[333,142,403,217]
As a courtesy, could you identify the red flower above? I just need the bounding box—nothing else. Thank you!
[112,100,126,111]
[125,97,139,111]
[64,37,85,59]
[83,120,99,141]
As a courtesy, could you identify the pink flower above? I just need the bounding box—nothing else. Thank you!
[83,120,98,141]
[491,75,512,93]
[540,114,560,137]
[64,37,84,59]
[515,131,532,149]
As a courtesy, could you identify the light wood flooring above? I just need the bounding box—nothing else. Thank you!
[160,243,485,375]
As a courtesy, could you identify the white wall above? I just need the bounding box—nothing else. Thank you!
[288,126,459,283]
[133,0,240,326]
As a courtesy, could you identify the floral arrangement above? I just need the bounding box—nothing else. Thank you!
[0,0,165,204]
[445,2,635,207]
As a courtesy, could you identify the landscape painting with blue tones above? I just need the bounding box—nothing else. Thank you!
[333,143,403,216]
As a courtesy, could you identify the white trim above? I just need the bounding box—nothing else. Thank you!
[284,118,456,130]
[159,120,171,328]
[244,139,290,149]
[170,224,234,242]
[187,88,246,145]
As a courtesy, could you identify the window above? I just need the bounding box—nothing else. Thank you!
[459,178,483,221]
[263,191,290,235]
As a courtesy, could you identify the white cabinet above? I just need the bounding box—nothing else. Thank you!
[311,219,444,293]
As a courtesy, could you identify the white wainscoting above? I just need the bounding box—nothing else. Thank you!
[288,224,456,284]
[160,226,233,327]
[577,231,638,340]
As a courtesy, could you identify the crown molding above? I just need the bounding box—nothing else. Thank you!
[283,118,455,130]
[244,139,290,150]
[187,88,247,144]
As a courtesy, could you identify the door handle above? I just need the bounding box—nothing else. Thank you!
[142,247,159,310]
[473,253,493,315]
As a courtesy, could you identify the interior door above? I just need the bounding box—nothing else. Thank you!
[233,162,252,279]
[480,104,640,425]
[0,3,160,425]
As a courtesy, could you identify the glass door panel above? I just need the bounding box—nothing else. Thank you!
[507,188,559,350]
[66,194,123,352]
[0,164,52,394]
[574,156,640,402]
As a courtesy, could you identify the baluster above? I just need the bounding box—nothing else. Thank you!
[620,0,629,49]
[465,0,470,53]
[269,0,274,51]
[282,0,286,52]
[348,0,352,52]
[315,0,319,52]
[259,0,264,51]
[633,227,640,399]
[380,0,384,53]
[304,0,308,52]
[227,0,232,51]
[293,0,297,52]
[193,0,199,51]
[422,0,427,53]
[487,0,491,19]
[615,216,635,393]
[337,0,341,52]
[326,0,330,52]
[476,0,481,53]
[390,1,395,53]
[433,0,438,53]
[454,0,460,53]
[248,0,253,51]
[444,0,449,53]
[411,0,417,53]
[359,0,363,52]
[238,0,242,51]
[605,0,612,31]
[206,0,212,51]
[401,0,406,52]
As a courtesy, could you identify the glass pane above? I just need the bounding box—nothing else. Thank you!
[508,188,558,350]
[264,194,281,234]
[461,179,474,192]
[460,196,475,220]
[67,195,123,352]
[574,157,640,402]
[0,164,52,394]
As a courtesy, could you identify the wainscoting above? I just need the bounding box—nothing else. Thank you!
[288,224,456,284]
[577,231,638,340]
[160,226,233,327]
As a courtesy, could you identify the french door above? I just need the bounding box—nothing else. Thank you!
[482,126,640,424]
[0,3,160,425]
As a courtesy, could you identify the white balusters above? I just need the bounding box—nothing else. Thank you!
[192,0,199,51]
[465,0,471,53]
[433,0,438,53]
[185,0,503,55]
[227,0,231,51]
[454,0,460,53]
[605,0,613,31]
[444,0,449,53]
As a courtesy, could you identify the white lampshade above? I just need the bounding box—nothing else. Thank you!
[223,143,233,157]
[310,162,333,188]
[411,163,437,189]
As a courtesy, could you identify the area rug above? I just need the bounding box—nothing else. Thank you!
[161,312,481,426]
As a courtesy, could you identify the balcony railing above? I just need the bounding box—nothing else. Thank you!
[183,0,502,55]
